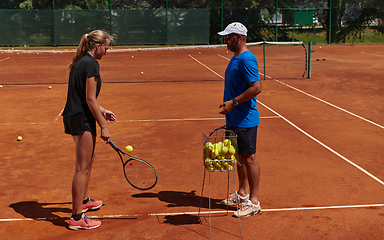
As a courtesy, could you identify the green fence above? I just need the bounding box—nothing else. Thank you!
[0,9,210,46]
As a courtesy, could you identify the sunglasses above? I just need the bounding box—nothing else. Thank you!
[225,34,238,40]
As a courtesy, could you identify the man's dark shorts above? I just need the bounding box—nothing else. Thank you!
[227,126,258,155]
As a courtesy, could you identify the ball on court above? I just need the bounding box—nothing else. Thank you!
[320,46,322,49]
[125,145,133,153]
[141,72,143,75]
[0,85,2,88]
[48,86,52,89]
[17,136,22,141]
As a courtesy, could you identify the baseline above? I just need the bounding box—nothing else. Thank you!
[257,100,384,186]
[1,203,383,222]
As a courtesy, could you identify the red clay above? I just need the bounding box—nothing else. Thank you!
[0,44,384,239]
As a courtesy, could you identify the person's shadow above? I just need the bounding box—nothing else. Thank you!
[133,190,236,225]
[9,201,72,227]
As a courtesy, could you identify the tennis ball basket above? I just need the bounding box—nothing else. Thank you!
[202,130,238,172]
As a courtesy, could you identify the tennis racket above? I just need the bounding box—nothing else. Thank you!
[108,140,158,191]
[204,125,227,144]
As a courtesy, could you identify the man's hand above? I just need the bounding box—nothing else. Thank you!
[219,100,235,114]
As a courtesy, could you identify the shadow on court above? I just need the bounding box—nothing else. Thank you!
[133,190,235,226]
[133,190,232,210]
[9,201,72,227]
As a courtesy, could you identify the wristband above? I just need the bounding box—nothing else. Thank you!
[232,98,239,107]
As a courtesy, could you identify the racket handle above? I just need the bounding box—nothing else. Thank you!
[108,139,119,150]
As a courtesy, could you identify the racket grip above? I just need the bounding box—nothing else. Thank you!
[108,139,119,150]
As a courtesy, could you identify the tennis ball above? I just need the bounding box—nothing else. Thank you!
[0,85,2,88]
[17,136,22,141]
[320,46,322,49]
[125,145,133,153]
[199,52,201,54]
[48,86,52,89]
[131,56,134,58]
[141,72,143,75]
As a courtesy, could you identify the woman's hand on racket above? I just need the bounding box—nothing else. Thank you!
[100,126,111,142]
[103,109,116,123]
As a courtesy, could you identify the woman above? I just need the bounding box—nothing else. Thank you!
[62,30,116,230]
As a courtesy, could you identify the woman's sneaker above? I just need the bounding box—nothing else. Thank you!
[233,200,261,218]
[220,192,249,206]
[69,214,101,230]
[82,198,103,213]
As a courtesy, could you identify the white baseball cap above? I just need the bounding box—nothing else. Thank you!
[217,22,248,36]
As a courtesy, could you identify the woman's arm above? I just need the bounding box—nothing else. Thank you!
[86,76,110,141]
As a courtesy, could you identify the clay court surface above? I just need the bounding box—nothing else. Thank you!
[0,44,384,239]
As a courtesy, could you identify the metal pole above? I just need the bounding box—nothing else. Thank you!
[328,0,332,44]
[275,0,278,42]
[221,0,224,44]
[166,0,168,45]
[263,41,266,80]
[52,0,55,47]
[109,0,112,36]
[308,42,313,79]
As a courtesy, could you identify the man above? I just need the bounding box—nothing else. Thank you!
[218,22,262,218]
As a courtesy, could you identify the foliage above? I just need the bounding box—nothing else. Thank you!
[1,0,383,44]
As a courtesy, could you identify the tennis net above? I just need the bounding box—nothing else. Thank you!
[0,41,307,85]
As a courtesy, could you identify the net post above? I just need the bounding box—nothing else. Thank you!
[263,41,266,80]
[308,42,313,79]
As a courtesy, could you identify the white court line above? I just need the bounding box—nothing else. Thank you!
[274,79,384,130]
[361,52,384,57]
[53,108,64,123]
[1,57,10,62]
[188,54,224,79]
[3,116,278,125]
[1,203,383,222]
[117,116,278,123]
[258,100,384,186]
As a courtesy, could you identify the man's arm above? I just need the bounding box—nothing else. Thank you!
[219,80,262,115]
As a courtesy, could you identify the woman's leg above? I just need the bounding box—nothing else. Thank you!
[72,131,96,215]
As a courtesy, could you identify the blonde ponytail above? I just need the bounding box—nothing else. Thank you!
[68,30,113,74]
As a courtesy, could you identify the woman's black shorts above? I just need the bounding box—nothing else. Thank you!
[63,112,96,136]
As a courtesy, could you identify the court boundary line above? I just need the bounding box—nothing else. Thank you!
[274,79,384,130]
[217,52,384,131]
[258,100,384,186]
[1,203,383,222]
[361,52,384,57]
[188,54,224,79]
[6,116,279,126]
[0,57,10,62]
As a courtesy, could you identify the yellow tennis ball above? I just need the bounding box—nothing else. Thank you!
[0,85,2,88]
[141,72,143,75]
[17,136,23,141]
[320,46,322,49]
[125,145,133,153]
[48,86,52,89]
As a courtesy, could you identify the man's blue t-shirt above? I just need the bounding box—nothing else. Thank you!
[223,50,261,128]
